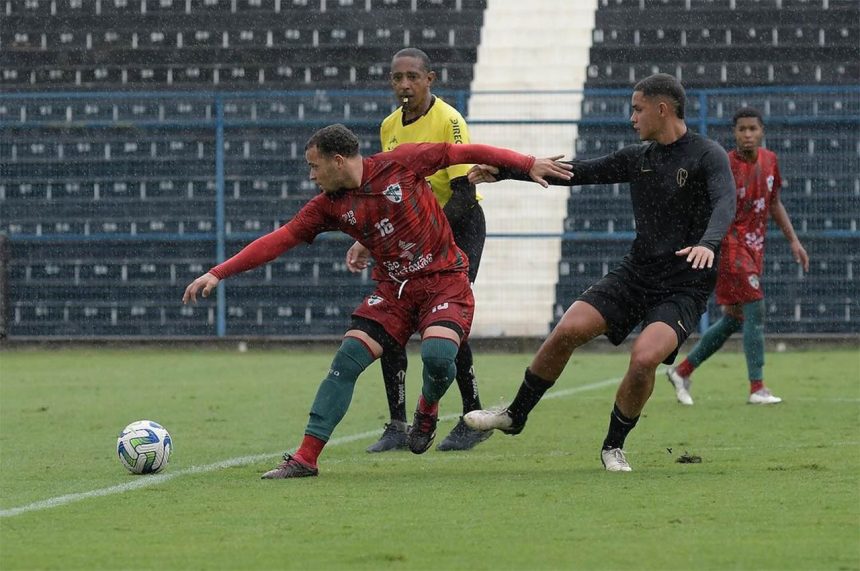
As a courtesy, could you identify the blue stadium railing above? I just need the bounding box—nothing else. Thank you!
[1,86,858,337]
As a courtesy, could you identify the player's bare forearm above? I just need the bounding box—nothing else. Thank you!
[770,199,799,243]
[771,199,809,271]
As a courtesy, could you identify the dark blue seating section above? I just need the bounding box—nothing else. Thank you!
[6,237,374,336]
[589,0,858,87]
[0,0,486,91]
[0,0,485,337]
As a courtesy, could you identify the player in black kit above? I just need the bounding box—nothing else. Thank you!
[463,74,736,471]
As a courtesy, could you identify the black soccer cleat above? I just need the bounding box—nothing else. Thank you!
[436,416,493,451]
[407,410,438,454]
[366,422,410,453]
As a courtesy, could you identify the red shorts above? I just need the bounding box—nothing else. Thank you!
[715,271,764,306]
[352,271,474,346]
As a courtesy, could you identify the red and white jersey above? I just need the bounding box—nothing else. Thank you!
[289,142,533,282]
[720,148,782,274]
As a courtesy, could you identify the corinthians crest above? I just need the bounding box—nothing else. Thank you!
[383,183,403,203]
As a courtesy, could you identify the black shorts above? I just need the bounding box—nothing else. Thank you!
[577,263,711,364]
[448,204,486,284]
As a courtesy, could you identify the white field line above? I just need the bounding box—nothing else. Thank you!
[0,375,625,519]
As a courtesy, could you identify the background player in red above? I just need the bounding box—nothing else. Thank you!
[667,107,809,406]
[182,124,571,478]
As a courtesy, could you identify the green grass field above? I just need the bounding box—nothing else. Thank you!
[1,347,858,570]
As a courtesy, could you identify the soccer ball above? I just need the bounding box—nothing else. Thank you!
[116,420,172,474]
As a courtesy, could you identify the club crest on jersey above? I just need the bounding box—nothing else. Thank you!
[747,274,760,290]
[676,168,689,188]
[766,175,775,192]
[384,183,403,203]
[367,295,384,306]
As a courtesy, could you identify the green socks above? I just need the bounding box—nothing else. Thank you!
[687,314,743,367]
[420,337,459,404]
[306,337,376,441]
[742,300,765,381]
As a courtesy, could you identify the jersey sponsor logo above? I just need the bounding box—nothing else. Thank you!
[367,294,384,306]
[676,168,689,188]
[747,274,760,290]
[384,253,434,277]
[449,118,464,144]
[383,183,403,203]
[398,240,417,261]
[766,175,775,192]
[341,210,357,225]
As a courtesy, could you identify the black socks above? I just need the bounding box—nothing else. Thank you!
[602,404,639,450]
[508,368,555,425]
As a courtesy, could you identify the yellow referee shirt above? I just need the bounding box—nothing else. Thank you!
[379,96,477,207]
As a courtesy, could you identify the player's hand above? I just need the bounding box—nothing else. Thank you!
[790,240,810,272]
[346,241,371,273]
[675,245,715,269]
[467,164,500,184]
[182,272,220,304]
[528,155,573,188]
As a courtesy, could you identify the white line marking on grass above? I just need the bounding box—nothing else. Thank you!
[0,375,623,519]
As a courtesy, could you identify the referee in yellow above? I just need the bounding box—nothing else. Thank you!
[346,48,492,452]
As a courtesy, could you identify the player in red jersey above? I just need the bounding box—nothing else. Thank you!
[667,107,809,405]
[182,124,571,478]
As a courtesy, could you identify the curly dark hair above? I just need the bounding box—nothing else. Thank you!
[732,106,764,127]
[305,124,360,157]
[634,73,687,119]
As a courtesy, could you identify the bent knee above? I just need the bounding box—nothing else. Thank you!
[629,349,664,372]
[422,355,455,378]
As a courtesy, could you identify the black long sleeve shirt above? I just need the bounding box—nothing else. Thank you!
[506,130,736,286]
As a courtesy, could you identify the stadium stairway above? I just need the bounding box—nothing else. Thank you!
[467,0,597,337]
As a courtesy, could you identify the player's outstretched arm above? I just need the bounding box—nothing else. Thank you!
[183,272,220,304]
[468,155,573,186]
[181,224,304,304]
[675,245,715,270]
[528,155,573,187]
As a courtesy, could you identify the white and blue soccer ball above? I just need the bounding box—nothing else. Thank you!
[116,420,172,474]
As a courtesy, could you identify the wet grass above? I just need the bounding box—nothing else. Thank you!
[1,348,858,570]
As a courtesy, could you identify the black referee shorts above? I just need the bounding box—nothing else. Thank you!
[577,263,711,364]
[448,204,486,284]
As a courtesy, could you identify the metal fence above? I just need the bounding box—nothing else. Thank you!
[1,86,858,337]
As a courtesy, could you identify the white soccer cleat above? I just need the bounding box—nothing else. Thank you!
[601,448,632,472]
[666,367,694,405]
[463,408,523,435]
[748,388,783,405]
